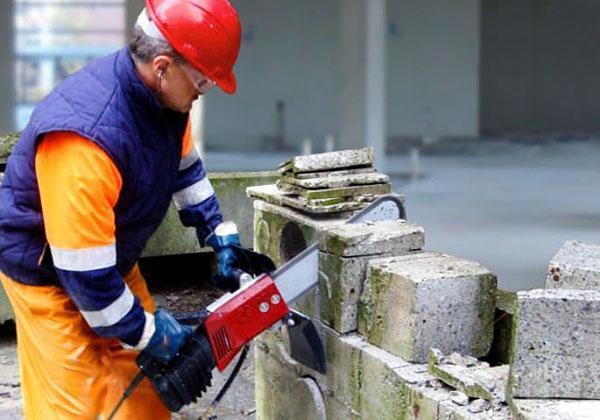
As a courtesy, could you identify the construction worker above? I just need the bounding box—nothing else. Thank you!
[0,0,242,418]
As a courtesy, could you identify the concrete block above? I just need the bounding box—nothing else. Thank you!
[546,240,600,290]
[252,199,346,318]
[276,180,391,202]
[509,288,600,399]
[318,221,424,333]
[510,398,600,420]
[248,184,369,214]
[278,147,373,174]
[358,252,497,362]
[428,348,508,402]
[319,219,424,257]
[280,172,389,189]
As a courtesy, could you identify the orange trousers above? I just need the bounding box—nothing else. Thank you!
[0,265,171,420]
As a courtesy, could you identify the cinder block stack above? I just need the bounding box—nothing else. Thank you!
[275,147,391,212]
[249,150,509,419]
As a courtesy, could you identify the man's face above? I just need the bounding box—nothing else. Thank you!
[158,60,215,113]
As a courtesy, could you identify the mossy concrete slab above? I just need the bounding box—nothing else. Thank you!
[358,252,497,363]
[546,240,600,290]
[276,179,391,201]
[280,172,389,190]
[142,171,278,257]
[277,148,374,174]
[319,219,424,257]
[248,184,370,214]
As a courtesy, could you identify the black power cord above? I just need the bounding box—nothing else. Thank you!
[107,344,249,420]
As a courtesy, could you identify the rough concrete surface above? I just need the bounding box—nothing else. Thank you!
[319,219,424,257]
[358,252,497,363]
[510,398,600,420]
[0,336,21,419]
[546,240,600,290]
[509,288,600,399]
[277,148,373,174]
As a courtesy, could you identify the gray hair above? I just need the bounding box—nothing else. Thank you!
[128,25,184,64]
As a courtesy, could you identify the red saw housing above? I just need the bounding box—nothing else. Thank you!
[204,273,289,371]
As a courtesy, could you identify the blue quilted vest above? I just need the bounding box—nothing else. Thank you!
[0,48,188,285]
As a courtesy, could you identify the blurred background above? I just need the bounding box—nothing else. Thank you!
[1,0,599,291]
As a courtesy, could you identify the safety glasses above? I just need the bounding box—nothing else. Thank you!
[179,62,216,95]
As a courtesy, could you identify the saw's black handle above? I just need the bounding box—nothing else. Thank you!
[136,325,216,412]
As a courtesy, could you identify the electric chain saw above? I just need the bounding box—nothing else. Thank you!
[110,195,405,416]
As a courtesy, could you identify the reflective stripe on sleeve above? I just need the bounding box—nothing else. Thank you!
[173,177,215,210]
[51,244,116,271]
[80,286,135,328]
[179,147,200,171]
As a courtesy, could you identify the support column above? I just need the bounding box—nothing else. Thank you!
[339,0,387,171]
[0,2,15,132]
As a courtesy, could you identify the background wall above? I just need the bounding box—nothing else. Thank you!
[206,0,341,152]
[387,0,481,140]
[481,0,600,135]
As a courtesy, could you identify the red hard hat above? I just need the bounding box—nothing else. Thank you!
[145,0,241,94]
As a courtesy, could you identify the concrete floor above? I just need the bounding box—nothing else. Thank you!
[205,139,600,291]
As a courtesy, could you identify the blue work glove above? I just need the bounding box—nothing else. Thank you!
[206,221,244,292]
[144,309,193,365]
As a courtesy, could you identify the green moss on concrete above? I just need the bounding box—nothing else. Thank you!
[496,289,517,314]
[0,287,13,325]
[318,253,345,328]
[359,265,414,360]
[0,132,19,162]
[304,183,391,201]
[506,296,521,399]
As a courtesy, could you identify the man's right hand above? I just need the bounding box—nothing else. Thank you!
[143,309,193,365]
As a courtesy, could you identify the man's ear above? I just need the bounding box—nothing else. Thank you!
[152,55,174,79]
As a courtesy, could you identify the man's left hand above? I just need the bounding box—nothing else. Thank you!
[207,221,245,291]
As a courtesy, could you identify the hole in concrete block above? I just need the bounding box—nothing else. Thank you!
[280,222,307,263]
